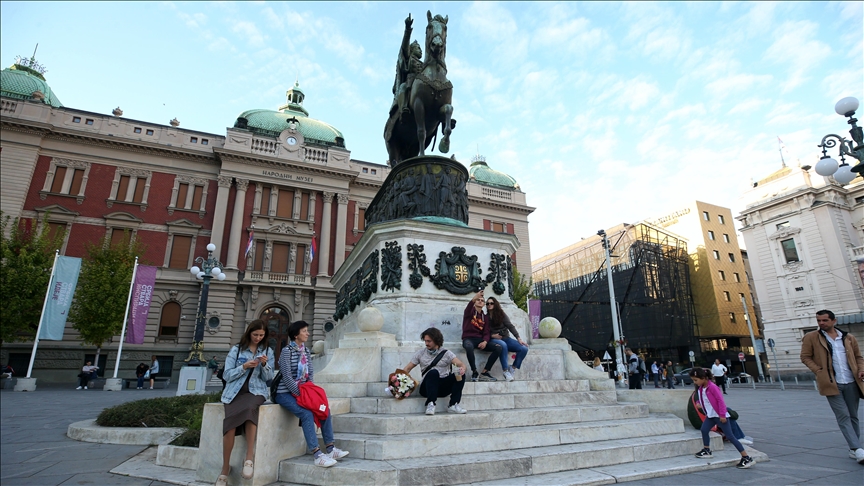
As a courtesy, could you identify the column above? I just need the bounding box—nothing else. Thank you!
[209,175,233,259]
[317,192,334,277]
[225,178,249,269]
[334,194,349,270]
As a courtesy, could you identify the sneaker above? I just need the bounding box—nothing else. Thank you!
[425,402,436,415]
[695,448,712,458]
[479,372,497,382]
[503,370,514,382]
[327,447,349,460]
[736,456,753,469]
[83,386,88,390]
[738,437,753,445]
[314,453,337,468]
[447,403,467,414]
[471,371,479,382]
[855,448,864,464]
[76,386,82,390]
[241,460,254,479]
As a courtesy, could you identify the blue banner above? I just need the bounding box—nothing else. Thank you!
[39,256,81,340]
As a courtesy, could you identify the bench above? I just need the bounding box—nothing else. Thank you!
[121,377,171,389]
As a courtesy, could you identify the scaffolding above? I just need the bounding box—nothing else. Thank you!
[533,223,698,363]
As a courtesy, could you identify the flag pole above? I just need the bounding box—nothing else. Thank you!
[112,257,139,379]
[26,250,59,378]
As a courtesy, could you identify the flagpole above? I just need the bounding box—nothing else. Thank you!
[113,257,139,379]
[26,250,59,378]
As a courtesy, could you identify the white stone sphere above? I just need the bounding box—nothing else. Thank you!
[311,340,325,355]
[357,306,384,332]
[539,317,562,338]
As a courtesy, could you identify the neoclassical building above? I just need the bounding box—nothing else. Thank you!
[0,58,534,382]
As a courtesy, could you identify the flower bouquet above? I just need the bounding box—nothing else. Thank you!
[386,368,417,400]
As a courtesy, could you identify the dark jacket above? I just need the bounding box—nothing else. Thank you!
[801,328,864,397]
[462,301,491,342]
[490,312,520,340]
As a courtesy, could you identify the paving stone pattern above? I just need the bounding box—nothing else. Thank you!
[2,383,862,485]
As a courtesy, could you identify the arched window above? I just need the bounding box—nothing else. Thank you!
[159,302,181,337]
[261,307,291,363]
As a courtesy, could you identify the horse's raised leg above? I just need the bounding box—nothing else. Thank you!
[438,104,453,153]
[413,97,427,157]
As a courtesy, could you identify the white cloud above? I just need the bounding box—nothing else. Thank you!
[233,20,266,47]
[704,73,773,99]
[764,20,832,92]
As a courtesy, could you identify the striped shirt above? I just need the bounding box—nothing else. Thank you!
[276,341,313,396]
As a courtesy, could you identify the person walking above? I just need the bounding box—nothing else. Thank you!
[400,327,468,415]
[652,361,661,388]
[689,368,754,469]
[148,355,160,389]
[486,296,528,382]
[625,348,642,390]
[461,290,502,382]
[665,361,676,389]
[215,320,274,486]
[800,309,864,464]
[273,320,348,468]
[711,359,728,394]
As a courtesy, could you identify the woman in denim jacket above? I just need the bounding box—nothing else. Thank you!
[216,320,274,486]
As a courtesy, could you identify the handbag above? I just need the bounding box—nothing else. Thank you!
[269,370,282,398]
[421,349,448,376]
[143,370,150,379]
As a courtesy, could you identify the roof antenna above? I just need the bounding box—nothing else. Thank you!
[776,136,787,168]
[32,43,39,60]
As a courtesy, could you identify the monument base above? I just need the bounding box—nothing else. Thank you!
[175,366,208,396]
[103,377,123,391]
[13,377,37,392]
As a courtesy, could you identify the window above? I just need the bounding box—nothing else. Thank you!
[702,211,710,221]
[276,190,294,218]
[190,137,198,143]
[260,187,271,215]
[40,158,91,203]
[110,228,131,247]
[708,230,715,240]
[729,312,736,323]
[492,222,505,233]
[723,291,731,301]
[146,129,154,136]
[294,244,307,274]
[362,168,368,173]
[734,272,741,282]
[780,238,799,263]
[718,270,725,280]
[168,235,192,269]
[358,208,366,232]
[169,176,208,215]
[72,116,81,123]
[728,253,735,262]
[371,169,377,175]
[85,118,94,125]
[776,221,790,230]
[718,215,725,224]
[201,138,209,145]
[271,242,290,273]
[739,293,745,301]
[723,234,730,243]
[108,168,152,208]
[253,240,265,271]
[47,222,67,242]
[713,250,720,260]
[134,127,142,134]
[300,192,310,220]
[158,302,181,337]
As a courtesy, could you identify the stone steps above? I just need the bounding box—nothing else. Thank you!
[365,378,592,398]
[274,429,723,486]
[350,390,619,415]
[327,414,685,460]
[333,403,649,435]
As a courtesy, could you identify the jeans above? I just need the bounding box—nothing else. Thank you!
[419,369,465,406]
[653,372,660,387]
[827,382,861,450]
[666,374,676,389]
[729,418,745,440]
[714,376,727,394]
[137,375,145,388]
[274,392,334,453]
[701,417,745,453]
[628,373,642,389]
[462,337,502,373]
[490,337,528,370]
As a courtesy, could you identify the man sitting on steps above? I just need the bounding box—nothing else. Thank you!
[401,327,468,415]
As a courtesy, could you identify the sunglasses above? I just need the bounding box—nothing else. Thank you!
[486,302,494,306]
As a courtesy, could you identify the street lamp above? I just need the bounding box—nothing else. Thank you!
[814,96,864,185]
[598,229,626,387]
[186,243,226,366]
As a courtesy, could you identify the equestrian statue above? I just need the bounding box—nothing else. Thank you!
[384,12,456,167]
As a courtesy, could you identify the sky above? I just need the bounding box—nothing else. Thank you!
[1,1,862,261]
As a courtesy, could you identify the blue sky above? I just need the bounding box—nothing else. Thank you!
[2,1,862,260]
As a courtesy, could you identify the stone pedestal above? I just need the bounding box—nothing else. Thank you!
[103,377,123,391]
[13,377,37,391]
[176,366,208,396]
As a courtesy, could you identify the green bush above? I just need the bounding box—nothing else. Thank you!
[97,393,221,446]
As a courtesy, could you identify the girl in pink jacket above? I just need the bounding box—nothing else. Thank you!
[689,368,754,469]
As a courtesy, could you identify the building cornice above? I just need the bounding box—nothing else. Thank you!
[467,195,535,215]
[214,148,358,181]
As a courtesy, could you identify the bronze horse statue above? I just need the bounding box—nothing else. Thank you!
[384,11,456,167]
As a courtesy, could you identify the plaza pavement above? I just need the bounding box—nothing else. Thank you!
[1,381,862,485]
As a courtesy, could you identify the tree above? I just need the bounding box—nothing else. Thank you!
[68,232,145,368]
[0,213,65,347]
[511,268,536,313]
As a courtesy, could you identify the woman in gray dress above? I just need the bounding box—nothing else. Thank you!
[216,320,273,486]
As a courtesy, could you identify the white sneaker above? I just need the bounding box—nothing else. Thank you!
[738,437,753,445]
[76,386,82,390]
[314,453,337,467]
[855,448,864,464]
[83,386,88,390]
[447,403,467,414]
[503,370,514,382]
[327,447,349,460]
[425,403,436,415]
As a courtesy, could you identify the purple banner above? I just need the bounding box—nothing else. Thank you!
[528,299,541,339]
[126,265,157,344]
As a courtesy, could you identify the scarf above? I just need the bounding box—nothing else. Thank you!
[296,344,309,383]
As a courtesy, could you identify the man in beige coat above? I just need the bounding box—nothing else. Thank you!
[800,309,864,464]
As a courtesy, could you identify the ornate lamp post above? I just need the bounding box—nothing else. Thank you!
[814,96,864,185]
[186,243,226,366]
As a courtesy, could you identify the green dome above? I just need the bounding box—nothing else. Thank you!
[0,62,63,108]
[469,156,519,190]
[233,81,344,148]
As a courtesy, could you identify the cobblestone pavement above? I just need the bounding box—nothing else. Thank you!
[2,382,862,485]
